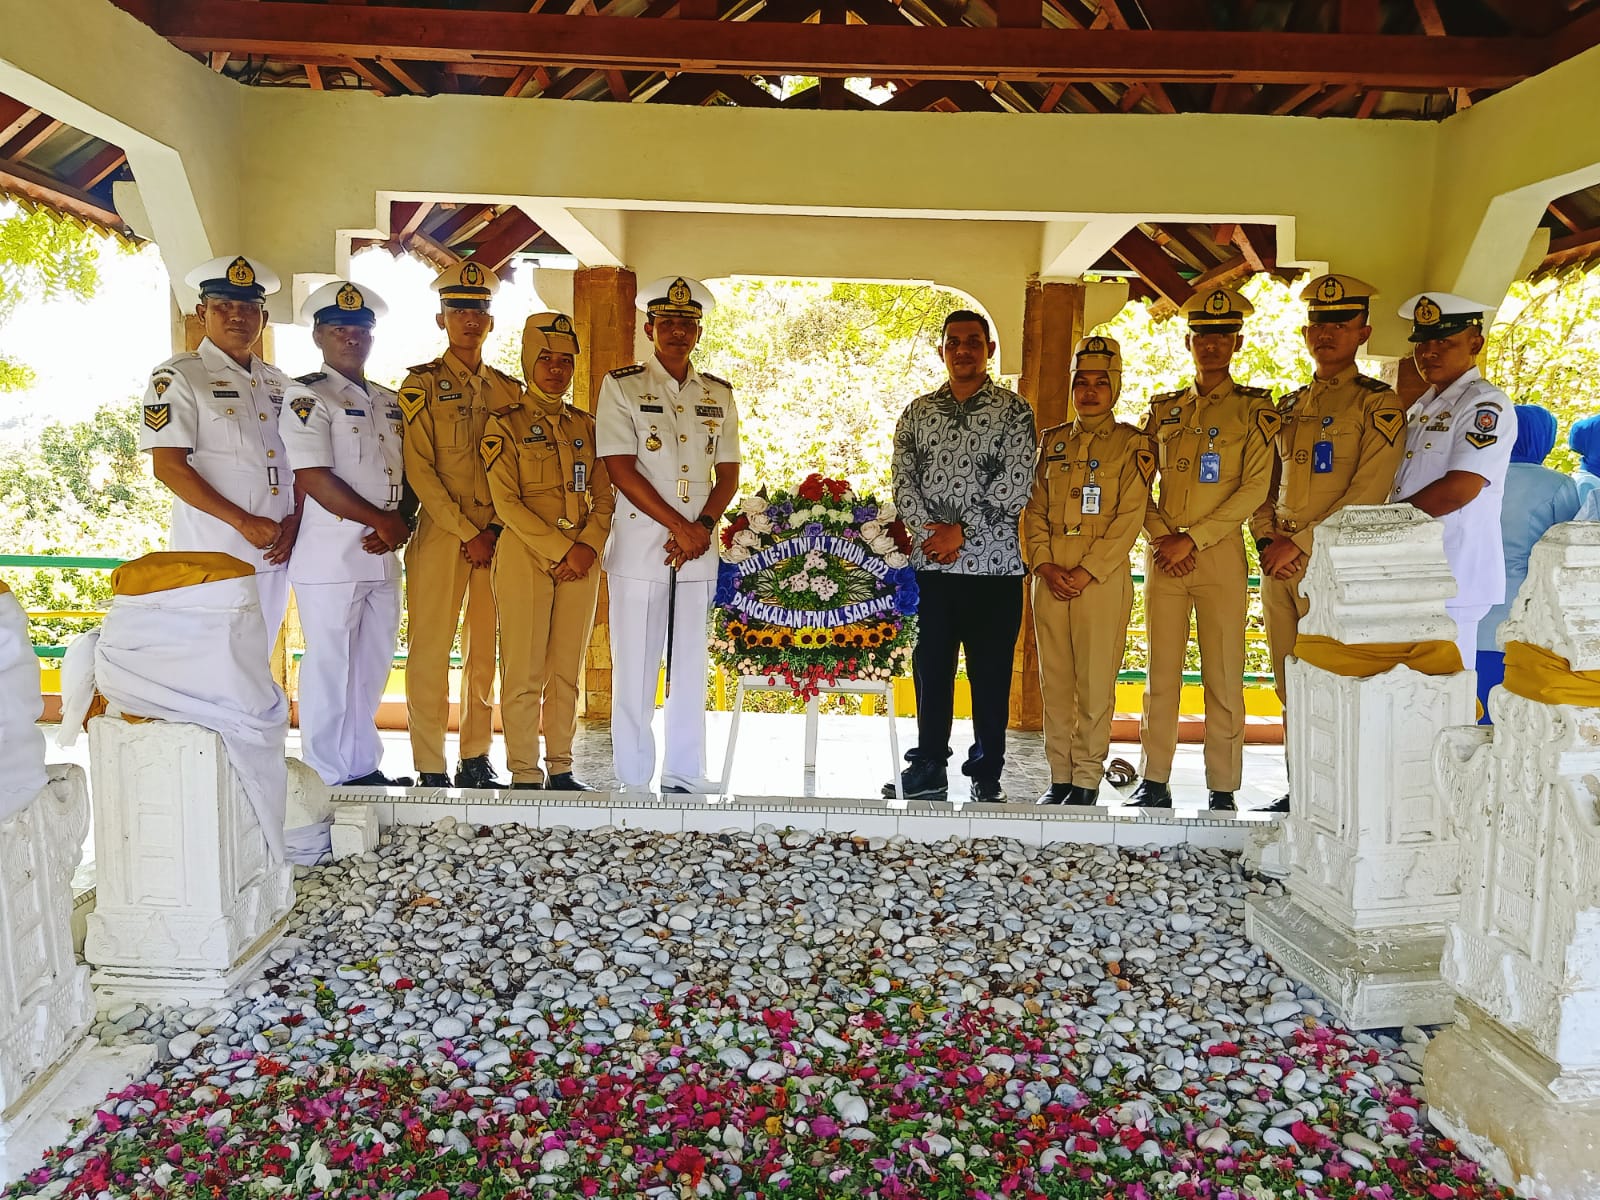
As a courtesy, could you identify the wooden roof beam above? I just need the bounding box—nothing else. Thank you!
[120,2,1552,89]
[68,144,129,191]
[377,58,444,94]
[0,115,62,162]
[1110,228,1194,307]
[428,204,499,247]
[0,155,127,231]
[468,208,543,272]
[1539,224,1600,272]
[0,97,35,146]
[391,201,434,241]
[1231,223,1276,271]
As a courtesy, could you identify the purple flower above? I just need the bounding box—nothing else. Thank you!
[804,522,824,536]
[853,505,877,523]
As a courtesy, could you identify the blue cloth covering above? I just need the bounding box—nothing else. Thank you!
[1511,405,1556,465]
[1569,413,1600,500]
[1478,461,1580,655]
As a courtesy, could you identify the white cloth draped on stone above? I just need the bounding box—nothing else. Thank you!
[0,586,48,821]
[58,573,289,861]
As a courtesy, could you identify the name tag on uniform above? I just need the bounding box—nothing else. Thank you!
[344,408,366,416]
[1045,454,1066,462]
[212,390,239,399]
[1199,451,1221,483]
[438,392,460,402]
[640,404,664,413]
[695,405,724,416]
[1313,441,1334,473]
[1080,485,1101,515]
[1160,415,1181,425]
[386,408,402,420]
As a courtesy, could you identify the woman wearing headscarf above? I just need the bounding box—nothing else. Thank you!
[1478,404,1579,717]
[1567,412,1600,502]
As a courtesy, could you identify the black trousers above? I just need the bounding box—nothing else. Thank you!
[910,571,1025,782]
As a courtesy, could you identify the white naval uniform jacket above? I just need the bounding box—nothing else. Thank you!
[278,367,405,585]
[1389,367,1517,610]
[595,356,741,583]
[139,338,297,571]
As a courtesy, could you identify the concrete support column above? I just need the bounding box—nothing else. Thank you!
[1244,504,1474,1029]
[573,266,638,721]
[1428,524,1600,1197]
[1010,277,1084,731]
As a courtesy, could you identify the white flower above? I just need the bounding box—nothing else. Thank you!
[789,511,810,528]
[870,535,897,556]
[725,545,751,562]
[885,551,909,568]
[860,521,884,541]
[878,501,897,522]
[734,528,760,548]
[805,550,827,570]
[748,513,772,534]
[813,579,839,600]
[740,495,769,515]
[812,504,827,518]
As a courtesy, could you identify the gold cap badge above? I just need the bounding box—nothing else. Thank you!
[1414,296,1441,326]
[336,283,364,311]
[462,262,483,287]
[227,256,256,286]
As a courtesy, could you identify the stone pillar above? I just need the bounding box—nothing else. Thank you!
[84,719,294,1006]
[1011,277,1084,731]
[1244,504,1474,1029]
[1427,524,1600,1197]
[573,266,637,721]
[0,765,94,1121]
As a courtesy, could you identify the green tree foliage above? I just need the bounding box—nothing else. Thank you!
[694,279,964,497]
[0,202,105,389]
[0,397,170,645]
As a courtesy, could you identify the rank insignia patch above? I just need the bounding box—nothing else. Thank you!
[143,402,171,431]
[1134,447,1157,486]
[290,395,316,425]
[397,387,426,423]
[152,377,170,396]
[479,434,504,468]
[1371,409,1404,445]
[1465,432,1499,449]
[1474,408,1499,433]
[1254,409,1282,443]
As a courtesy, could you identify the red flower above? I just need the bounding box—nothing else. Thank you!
[721,513,750,549]
[665,1145,708,1187]
[797,474,826,501]
[887,520,913,553]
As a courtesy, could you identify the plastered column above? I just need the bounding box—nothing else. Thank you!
[0,765,94,1121]
[1245,504,1474,1028]
[1428,523,1600,1200]
[1011,278,1084,732]
[573,266,637,722]
[84,719,293,1007]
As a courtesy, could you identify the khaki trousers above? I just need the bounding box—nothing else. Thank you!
[403,517,499,774]
[1260,564,1310,707]
[1138,536,1248,791]
[1034,569,1133,788]
[492,543,602,783]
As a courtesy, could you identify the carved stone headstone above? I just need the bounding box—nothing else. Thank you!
[84,719,293,1006]
[1245,504,1474,1028]
[1429,523,1600,1198]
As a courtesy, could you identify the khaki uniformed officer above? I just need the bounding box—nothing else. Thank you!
[1128,287,1276,813]
[1026,336,1154,806]
[279,281,412,789]
[139,254,299,641]
[399,261,523,789]
[481,313,614,790]
[1249,274,1406,811]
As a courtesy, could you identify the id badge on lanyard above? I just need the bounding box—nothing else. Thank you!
[1081,458,1101,515]
[1313,416,1334,474]
[1199,427,1221,483]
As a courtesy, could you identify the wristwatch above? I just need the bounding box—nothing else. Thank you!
[697,514,718,531]
[1254,536,1272,553]
[487,523,503,539]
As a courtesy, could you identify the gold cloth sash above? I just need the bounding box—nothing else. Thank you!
[1292,634,1464,678]
[1502,640,1600,706]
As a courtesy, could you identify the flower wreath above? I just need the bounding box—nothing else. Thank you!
[712,474,918,698]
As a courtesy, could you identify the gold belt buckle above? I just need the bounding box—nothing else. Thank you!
[677,479,690,502]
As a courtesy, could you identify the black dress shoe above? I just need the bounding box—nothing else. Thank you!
[417,772,450,788]
[509,781,543,791]
[1038,782,1073,805]
[342,769,415,787]
[969,778,1006,803]
[1207,790,1236,811]
[1066,784,1100,806]
[454,756,506,788]
[1125,779,1173,807]
[545,772,593,791]
[881,758,948,800]
[1264,793,1290,813]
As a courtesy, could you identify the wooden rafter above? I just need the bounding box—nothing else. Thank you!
[0,97,34,146]
[0,155,128,231]
[1547,197,1589,234]
[1109,228,1194,307]
[341,58,401,95]
[1412,0,1446,37]
[468,207,543,271]
[1230,223,1275,271]
[68,144,128,190]
[1,115,62,162]
[113,1,1554,90]
[1539,224,1600,272]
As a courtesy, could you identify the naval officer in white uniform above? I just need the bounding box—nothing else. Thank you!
[279,281,413,787]
[1389,292,1517,667]
[596,276,741,793]
[139,254,299,640]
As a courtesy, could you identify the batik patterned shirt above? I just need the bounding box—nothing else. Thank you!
[891,378,1037,575]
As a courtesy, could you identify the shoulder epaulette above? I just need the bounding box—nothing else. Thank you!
[1355,374,1392,393]
[407,359,442,375]
[489,402,521,419]
[295,371,327,385]
[1150,388,1186,405]
[610,363,646,379]
[489,365,523,386]
[700,371,733,389]
[1038,422,1069,442]
[1281,384,1309,405]
[1236,384,1274,400]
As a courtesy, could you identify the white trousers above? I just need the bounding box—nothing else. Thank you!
[257,568,290,651]
[609,575,713,787]
[1448,602,1490,676]
[294,578,401,784]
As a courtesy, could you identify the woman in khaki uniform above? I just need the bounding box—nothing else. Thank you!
[1026,336,1155,805]
[481,313,614,789]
